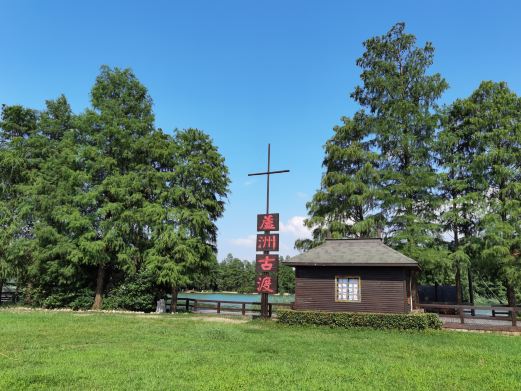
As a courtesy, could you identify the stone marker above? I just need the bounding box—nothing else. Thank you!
[156,299,166,313]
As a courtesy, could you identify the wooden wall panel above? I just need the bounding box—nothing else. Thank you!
[294,266,409,314]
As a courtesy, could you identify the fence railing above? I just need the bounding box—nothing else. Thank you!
[419,303,520,327]
[169,297,292,317]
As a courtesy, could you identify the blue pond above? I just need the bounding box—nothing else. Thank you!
[176,292,294,304]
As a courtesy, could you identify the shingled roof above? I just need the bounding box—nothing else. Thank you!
[283,238,418,267]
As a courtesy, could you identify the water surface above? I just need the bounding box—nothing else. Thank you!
[177,292,294,304]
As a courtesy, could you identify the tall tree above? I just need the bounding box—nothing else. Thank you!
[0,67,231,310]
[351,22,449,275]
[145,128,230,311]
[437,95,488,304]
[79,66,157,309]
[296,114,381,251]
[30,96,90,300]
[0,105,40,301]
[469,81,521,306]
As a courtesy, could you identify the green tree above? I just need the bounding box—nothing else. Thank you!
[278,256,295,294]
[0,99,79,303]
[296,114,381,251]
[0,104,40,302]
[0,67,230,311]
[351,22,449,275]
[216,254,254,293]
[216,254,237,291]
[470,82,521,306]
[77,66,158,309]
[437,91,489,303]
[145,128,230,311]
[30,96,92,304]
[190,260,220,291]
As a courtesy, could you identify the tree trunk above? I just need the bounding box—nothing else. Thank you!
[453,227,462,305]
[506,283,517,323]
[467,266,475,315]
[506,284,516,307]
[25,282,33,306]
[455,265,462,305]
[0,280,3,306]
[92,264,105,310]
[170,286,178,314]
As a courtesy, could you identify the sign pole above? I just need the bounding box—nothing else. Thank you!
[248,144,289,318]
[266,143,270,214]
[262,144,270,319]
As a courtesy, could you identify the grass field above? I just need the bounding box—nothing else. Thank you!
[0,309,520,390]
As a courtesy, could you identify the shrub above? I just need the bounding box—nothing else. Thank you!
[40,288,94,310]
[102,270,158,312]
[277,309,442,330]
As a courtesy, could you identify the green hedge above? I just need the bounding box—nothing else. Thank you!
[39,288,94,310]
[277,309,442,330]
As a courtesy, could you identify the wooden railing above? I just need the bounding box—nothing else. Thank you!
[419,303,520,327]
[170,297,292,317]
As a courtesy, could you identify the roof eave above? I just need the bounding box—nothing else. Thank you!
[282,262,420,268]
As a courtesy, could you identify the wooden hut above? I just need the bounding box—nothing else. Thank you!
[283,238,419,313]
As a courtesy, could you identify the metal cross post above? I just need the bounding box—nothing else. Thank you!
[248,144,289,318]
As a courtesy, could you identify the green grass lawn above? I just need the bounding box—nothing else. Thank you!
[0,309,520,390]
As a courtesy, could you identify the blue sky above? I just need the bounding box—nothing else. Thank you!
[1,1,520,260]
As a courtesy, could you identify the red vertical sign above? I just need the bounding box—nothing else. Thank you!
[256,213,279,294]
[256,274,278,293]
[256,234,279,252]
[257,213,279,231]
[255,254,279,274]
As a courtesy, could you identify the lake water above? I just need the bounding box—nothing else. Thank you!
[177,292,294,304]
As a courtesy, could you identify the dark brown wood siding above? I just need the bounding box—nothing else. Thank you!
[294,266,410,313]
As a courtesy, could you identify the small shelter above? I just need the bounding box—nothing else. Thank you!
[283,238,419,313]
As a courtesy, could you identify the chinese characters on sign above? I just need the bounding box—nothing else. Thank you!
[256,274,278,293]
[257,213,279,231]
[255,213,279,294]
[256,234,279,252]
[255,254,278,273]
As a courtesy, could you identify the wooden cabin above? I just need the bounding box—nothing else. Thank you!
[283,239,419,313]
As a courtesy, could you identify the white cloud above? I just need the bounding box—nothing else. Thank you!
[280,216,312,240]
[229,234,256,247]
[225,216,312,259]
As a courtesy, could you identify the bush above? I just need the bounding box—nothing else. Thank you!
[277,309,442,330]
[102,270,158,312]
[40,288,94,310]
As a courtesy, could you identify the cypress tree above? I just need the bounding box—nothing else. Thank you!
[0,105,40,302]
[145,128,229,311]
[437,95,488,304]
[79,66,157,309]
[1,67,231,310]
[351,23,449,275]
[31,96,89,300]
[471,82,521,306]
[297,113,381,251]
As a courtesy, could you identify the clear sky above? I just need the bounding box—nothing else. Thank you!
[1,1,520,260]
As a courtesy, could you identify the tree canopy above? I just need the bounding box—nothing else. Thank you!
[299,23,521,305]
[0,66,231,310]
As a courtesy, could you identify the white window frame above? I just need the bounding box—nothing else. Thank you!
[335,276,361,302]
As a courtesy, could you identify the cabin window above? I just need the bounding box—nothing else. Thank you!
[335,276,360,302]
